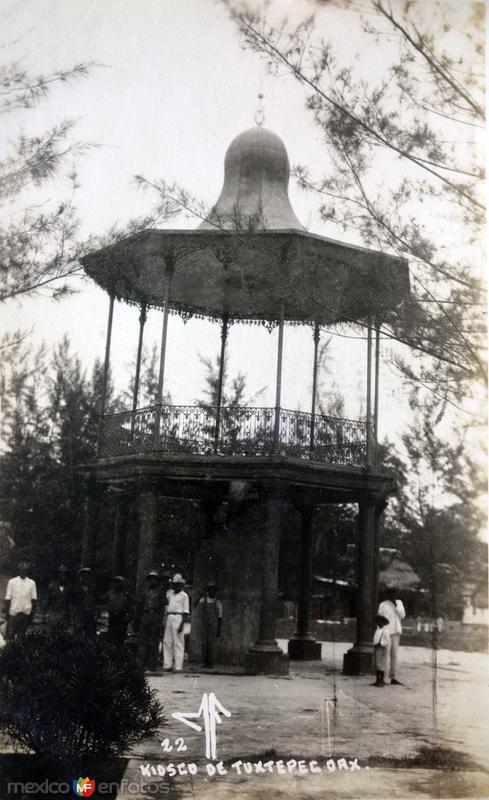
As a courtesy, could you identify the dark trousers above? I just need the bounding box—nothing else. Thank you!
[202,631,217,667]
[138,612,161,670]
[47,610,70,629]
[108,615,128,646]
[73,615,97,637]
[9,613,31,639]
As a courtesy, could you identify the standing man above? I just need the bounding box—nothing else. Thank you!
[159,573,172,662]
[133,571,165,670]
[71,567,97,637]
[163,574,190,673]
[378,587,406,685]
[104,576,132,646]
[5,562,37,639]
[45,565,71,629]
[198,582,222,668]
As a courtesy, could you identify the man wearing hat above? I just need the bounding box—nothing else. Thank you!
[5,561,37,639]
[378,587,406,685]
[163,574,190,672]
[133,571,166,670]
[104,576,132,646]
[197,582,222,668]
[71,567,97,637]
[45,565,71,629]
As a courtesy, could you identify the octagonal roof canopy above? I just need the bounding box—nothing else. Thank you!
[82,228,409,326]
[82,123,409,325]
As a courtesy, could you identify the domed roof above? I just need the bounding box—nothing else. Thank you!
[199,126,305,231]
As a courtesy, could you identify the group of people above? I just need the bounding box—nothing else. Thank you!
[372,587,406,686]
[4,562,405,682]
[2,562,223,674]
[3,562,129,642]
[134,571,223,672]
[134,570,191,671]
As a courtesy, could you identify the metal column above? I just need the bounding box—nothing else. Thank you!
[131,303,147,434]
[309,322,320,452]
[373,321,381,464]
[214,315,229,453]
[365,321,373,466]
[97,293,115,452]
[154,274,172,443]
[273,306,285,452]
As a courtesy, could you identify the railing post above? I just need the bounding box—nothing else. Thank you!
[214,314,229,454]
[97,292,115,454]
[131,303,147,436]
[309,322,320,454]
[373,321,381,465]
[154,271,172,444]
[365,320,373,466]
[273,306,285,454]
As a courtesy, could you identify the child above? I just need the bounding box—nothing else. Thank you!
[372,614,390,686]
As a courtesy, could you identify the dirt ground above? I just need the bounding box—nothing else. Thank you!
[115,643,489,800]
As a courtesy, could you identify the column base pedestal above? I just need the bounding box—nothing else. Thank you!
[288,637,322,661]
[247,645,289,675]
[342,643,374,675]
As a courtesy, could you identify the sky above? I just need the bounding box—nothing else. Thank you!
[0,0,480,451]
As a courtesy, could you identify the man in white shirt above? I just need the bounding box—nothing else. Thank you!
[163,573,190,672]
[5,562,38,639]
[378,587,406,685]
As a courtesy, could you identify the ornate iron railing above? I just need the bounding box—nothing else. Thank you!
[100,404,369,467]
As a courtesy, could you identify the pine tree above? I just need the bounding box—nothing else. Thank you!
[0,60,94,302]
[0,336,113,585]
[222,0,485,408]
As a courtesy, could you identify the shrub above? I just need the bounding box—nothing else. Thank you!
[0,629,164,772]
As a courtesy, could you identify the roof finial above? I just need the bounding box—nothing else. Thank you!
[255,93,265,127]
